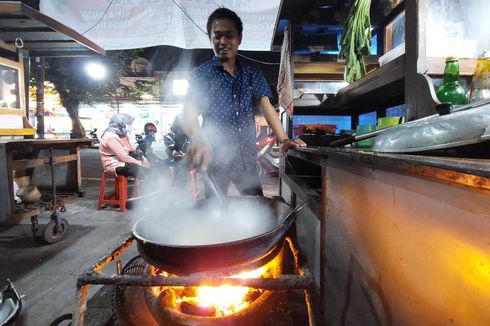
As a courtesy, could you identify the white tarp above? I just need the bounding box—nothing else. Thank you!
[39,0,282,51]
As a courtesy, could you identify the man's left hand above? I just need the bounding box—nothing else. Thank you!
[280,138,307,154]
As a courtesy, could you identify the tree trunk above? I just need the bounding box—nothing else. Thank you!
[60,96,85,139]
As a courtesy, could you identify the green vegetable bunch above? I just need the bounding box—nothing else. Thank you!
[338,0,372,83]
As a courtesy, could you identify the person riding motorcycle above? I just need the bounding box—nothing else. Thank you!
[89,128,100,146]
[164,115,191,161]
[135,122,163,163]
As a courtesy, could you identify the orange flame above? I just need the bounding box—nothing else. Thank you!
[152,251,283,317]
[182,266,267,315]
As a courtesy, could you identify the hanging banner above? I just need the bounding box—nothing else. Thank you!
[39,0,281,51]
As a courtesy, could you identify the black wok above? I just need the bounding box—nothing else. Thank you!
[132,196,304,275]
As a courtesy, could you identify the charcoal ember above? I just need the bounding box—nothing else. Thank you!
[181,286,198,297]
[158,288,176,308]
[245,289,263,302]
[180,301,216,316]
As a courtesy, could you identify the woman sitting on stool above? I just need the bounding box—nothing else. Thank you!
[99,113,150,178]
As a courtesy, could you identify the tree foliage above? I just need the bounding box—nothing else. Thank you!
[40,50,153,138]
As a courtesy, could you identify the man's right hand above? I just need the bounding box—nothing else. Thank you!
[188,141,213,171]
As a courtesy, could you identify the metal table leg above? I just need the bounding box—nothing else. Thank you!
[42,147,68,243]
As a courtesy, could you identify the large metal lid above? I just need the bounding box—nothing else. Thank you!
[372,101,490,153]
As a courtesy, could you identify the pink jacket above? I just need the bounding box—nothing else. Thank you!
[99,132,142,174]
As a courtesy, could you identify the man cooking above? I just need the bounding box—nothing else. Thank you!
[182,7,306,196]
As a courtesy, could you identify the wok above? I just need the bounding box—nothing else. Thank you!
[132,196,304,275]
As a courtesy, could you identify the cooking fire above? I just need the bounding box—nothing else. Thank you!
[149,251,283,317]
[75,233,317,325]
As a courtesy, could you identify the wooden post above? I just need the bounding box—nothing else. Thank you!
[404,0,437,119]
[22,50,30,120]
[0,144,14,224]
[35,57,45,138]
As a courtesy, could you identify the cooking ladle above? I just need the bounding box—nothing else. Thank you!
[202,172,226,205]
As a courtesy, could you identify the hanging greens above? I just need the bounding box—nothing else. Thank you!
[338,0,372,83]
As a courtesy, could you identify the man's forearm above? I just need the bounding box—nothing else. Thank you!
[260,97,289,142]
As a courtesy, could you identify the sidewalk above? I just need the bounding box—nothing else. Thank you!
[0,178,139,325]
[0,148,279,325]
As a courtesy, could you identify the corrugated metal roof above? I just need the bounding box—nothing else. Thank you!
[0,1,105,57]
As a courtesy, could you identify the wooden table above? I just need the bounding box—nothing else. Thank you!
[0,138,92,225]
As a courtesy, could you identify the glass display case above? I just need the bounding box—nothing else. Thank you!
[426,0,490,59]
[0,58,22,111]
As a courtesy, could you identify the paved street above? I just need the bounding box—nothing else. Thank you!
[0,141,279,325]
[81,142,279,196]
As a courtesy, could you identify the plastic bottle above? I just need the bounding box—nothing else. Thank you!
[468,51,490,102]
[436,56,468,105]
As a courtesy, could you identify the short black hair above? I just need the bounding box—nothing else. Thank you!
[206,7,243,38]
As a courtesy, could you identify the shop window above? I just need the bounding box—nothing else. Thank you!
[292,115,351,137]
[358,111,377,126]
[386,104,406,117]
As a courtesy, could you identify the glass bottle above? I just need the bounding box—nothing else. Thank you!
[436,56,468,105]
[468,51,490,102]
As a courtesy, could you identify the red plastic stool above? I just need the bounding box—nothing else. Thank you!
[97,171,141,212]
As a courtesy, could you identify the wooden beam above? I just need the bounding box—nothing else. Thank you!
[12,154,78,170]
[294,62,345,75]
[335,55,405,107]
[0,2,105,56]
[0,38,16,52]
[294,74,344,82]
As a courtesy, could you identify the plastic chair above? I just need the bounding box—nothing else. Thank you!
[97,171,140,212]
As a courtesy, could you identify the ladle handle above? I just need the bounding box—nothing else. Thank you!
[203,172,226,203]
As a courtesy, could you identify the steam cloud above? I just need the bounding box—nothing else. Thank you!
[135,196,277,246]
[131,75,277,246]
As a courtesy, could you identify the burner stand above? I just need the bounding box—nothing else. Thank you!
[73,235,321,326]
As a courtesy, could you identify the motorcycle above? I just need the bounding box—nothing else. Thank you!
[163,131,194,187]
[135,132,165,164]
[88,128,99,146]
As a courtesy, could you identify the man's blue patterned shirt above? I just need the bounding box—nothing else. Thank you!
[187,56,273,177]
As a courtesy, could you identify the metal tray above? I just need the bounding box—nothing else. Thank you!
[372,101,490,153]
